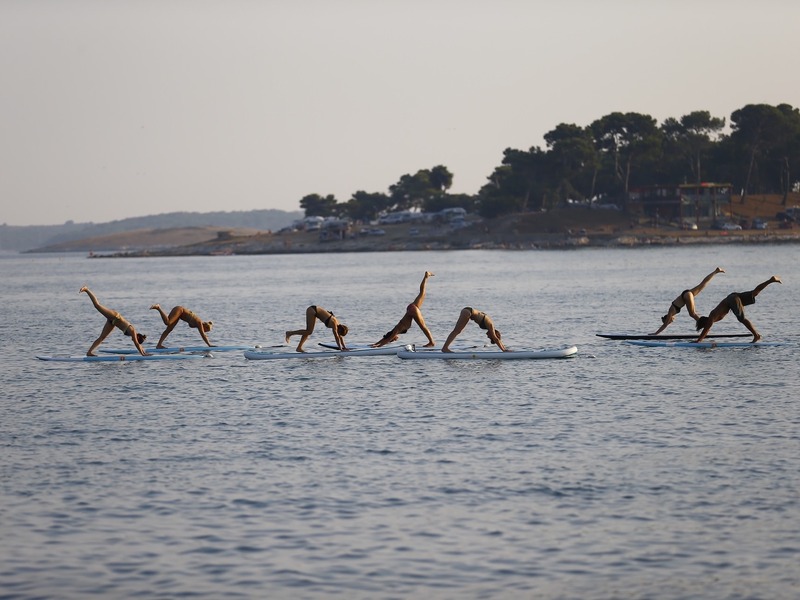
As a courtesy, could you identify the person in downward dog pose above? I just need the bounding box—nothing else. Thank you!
[79,286,148,356]
[650,267,725,335]
[695,275,782,343]
[441,307,508,353]
[285,305,349,352]
[150,304,214,348]
[371,271,436,348]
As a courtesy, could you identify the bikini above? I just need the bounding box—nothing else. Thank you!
[110,313,133,336]
[671,290,690,314]
[465,307,489,329]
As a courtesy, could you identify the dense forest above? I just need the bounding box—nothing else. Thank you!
[299,103,800,221]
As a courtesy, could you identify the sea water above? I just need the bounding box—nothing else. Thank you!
[1,246,798,599]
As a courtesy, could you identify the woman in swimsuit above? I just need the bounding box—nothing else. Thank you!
[441,307,507,352]
[79,286,148,356]
[371,271,436,348]
[695,275,781,342]
[650,267,725,335]
[285,305,349,352]
[150,304,214,348]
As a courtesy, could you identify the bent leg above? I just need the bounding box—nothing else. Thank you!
[286,306,317,351]
[150,304,171,326]
[683,292,700,321]
[154,306,184,348]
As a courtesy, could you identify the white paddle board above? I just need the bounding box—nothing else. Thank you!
[396,346,578,360]
[37,353,211,362]
[100,344,260,354]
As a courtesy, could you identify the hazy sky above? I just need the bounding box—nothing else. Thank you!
[2,0,797,226]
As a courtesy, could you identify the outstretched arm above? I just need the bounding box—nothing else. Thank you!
[197,326,213,347]
[650,314,673,336]
[695,321,713,343]
[371,325,400,348]
[487,325,508,352]
[333,324,347,351]
[130,326,148,356]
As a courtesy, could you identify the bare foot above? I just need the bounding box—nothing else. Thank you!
[423,342,435,347]
[425,271,435,277]
[79,286,88,294]
[295,346,305,353]
[150,304,160,310]
[285,331,292,344]
[441,347,452,353]
[715,267,725,274]
[86,351,96,357]
[772,275,782,284]
[752,333,762,343]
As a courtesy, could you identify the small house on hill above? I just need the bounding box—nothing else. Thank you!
[628,182,733,226]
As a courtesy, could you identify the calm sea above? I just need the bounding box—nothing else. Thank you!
[1,246,798,599]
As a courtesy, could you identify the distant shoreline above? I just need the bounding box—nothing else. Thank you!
[86,228,800,258]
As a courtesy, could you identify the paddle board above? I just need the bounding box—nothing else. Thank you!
[244,346,402,359]
[597,332,751,340]
[625,340,783,348]
[100,345,260,354]
[396,346,579,360]
[37,353,211,362]
[316,342,406,355]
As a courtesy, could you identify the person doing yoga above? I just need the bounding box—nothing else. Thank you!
[695,276,782,343]
[79,286,148,356]
[371,271,436,348]
[150,304,214,348]
[441,307,508,353]
[650,267,725,335]
[285,305,349,352]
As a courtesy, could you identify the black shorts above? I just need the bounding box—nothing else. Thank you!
[725,292,755,322]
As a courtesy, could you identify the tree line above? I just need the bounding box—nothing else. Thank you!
[299,103,800,221]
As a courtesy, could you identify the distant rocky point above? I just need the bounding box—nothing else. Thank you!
[1,209,302,253]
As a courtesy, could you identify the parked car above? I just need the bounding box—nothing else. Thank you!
[713,220,742,231]
[681,219,698,230]
[359,228,386,236]
[752,218,768,230]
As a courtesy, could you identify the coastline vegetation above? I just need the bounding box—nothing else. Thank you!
[299,103,800,223]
